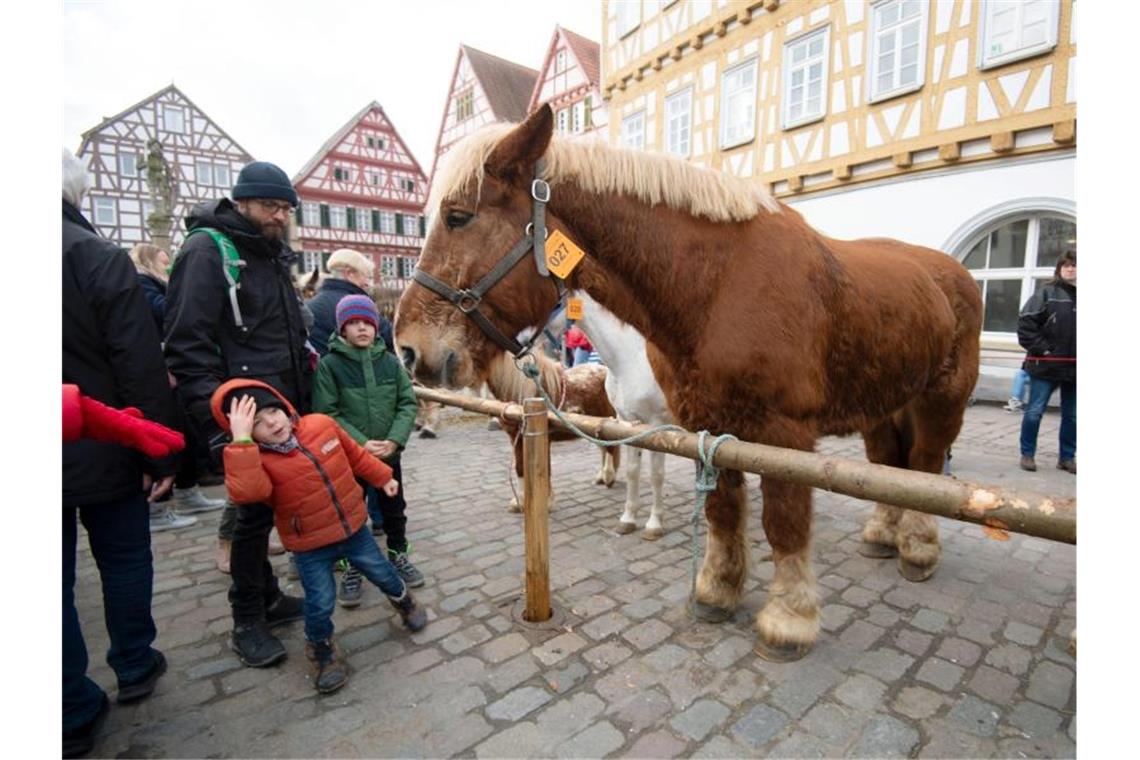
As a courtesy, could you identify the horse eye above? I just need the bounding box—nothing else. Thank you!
[445,210,474,230]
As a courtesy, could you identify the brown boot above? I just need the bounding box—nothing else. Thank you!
[216,538,231,574]
[304,639,348,694]
[388,590,428,632]
[1057,459,1076,474]
[1019,456,1037,472]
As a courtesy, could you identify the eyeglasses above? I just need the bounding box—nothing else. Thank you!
[254,199,295,216]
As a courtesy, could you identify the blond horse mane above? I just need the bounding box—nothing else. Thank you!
[428,123,779,224]
[486,351,564,403]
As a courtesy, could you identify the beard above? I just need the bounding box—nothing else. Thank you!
[259,220,285,241]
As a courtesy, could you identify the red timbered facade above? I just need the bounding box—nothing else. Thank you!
[76,85,254,249]
[291,102,428,291]
[527,26,609,138]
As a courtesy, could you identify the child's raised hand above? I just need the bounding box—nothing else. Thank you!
[382,479,399,497]
[228,395,257,440]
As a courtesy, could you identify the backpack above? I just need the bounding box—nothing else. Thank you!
[180,227,246,326]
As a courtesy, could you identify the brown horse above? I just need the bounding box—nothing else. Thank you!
[484,351,619,512]
[395,105,982,660]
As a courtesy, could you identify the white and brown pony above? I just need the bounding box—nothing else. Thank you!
[395,106,981,661]
[484,350,619,512]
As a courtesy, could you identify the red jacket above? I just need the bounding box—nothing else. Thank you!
[210,379,392,553]
[565,325,593,351]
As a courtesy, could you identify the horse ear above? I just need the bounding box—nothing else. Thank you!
[485,104,553,184]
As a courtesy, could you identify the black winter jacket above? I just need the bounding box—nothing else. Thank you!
[1018,280,1076,384]
[164,199,312,460]
[63,200,179,505]
[137,272,166,332]
[307,278,394,356]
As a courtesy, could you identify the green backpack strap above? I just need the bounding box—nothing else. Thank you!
[183,227,246,327]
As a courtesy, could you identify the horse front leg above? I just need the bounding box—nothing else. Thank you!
[754,477,820,661]
[616,445,642,534]
[642,450,666,541]
[691,469,748,623]
[594,445,617,487]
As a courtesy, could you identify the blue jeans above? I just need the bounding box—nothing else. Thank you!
[572,347,591,366]
[293,527,406,643]
[1010,369,1030,402]
[1020,375,1076,460]
[63,492,159,732]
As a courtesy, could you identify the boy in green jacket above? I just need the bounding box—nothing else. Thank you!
[313,295,422,606]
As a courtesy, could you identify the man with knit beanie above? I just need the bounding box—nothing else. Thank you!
[165,160,311,668]
[314,294,424,603]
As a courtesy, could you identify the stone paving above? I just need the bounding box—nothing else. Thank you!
[75,402,1076,758]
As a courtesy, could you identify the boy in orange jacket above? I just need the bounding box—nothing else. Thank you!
[212,378,427,694]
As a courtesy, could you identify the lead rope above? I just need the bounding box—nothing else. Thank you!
[515,358,737,600]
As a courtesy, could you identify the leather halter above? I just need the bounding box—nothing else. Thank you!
[412,162,567,358]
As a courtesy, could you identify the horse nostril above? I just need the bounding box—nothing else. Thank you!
[401,347,416,371]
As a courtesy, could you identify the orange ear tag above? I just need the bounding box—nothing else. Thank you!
[566,297,583,320]
[544,229,587,280]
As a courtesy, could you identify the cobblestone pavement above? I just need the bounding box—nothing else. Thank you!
[75,402,1075,758]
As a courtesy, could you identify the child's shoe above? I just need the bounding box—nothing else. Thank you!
[388,549,425,588]
[387,590,428,632]
[1002,397,1024,413]
[304,639,347,694]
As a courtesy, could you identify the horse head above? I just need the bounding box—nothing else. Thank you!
[396,104,565,390]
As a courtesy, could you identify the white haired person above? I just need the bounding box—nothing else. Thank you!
[306,248,392,356]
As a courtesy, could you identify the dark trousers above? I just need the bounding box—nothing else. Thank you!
[63,493,158,732]
[227,501,282,626]
[358,455,407,553]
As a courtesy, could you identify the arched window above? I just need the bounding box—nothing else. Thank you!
[960,213,1076,335]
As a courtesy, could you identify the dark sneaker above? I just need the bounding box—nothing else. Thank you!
[389,550,425,588]
[1057,459,1077,474]
[305,639,348,694]
[338,566,364,608]
[63,694,110,759]
[1019,456,1037,472]
[265,593,305,628]
[116,650,167,704]
[388,591,428,632]
[418,427,437,439]
[231,623,286,668]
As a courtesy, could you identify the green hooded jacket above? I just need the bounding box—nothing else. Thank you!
[312,336,418,452]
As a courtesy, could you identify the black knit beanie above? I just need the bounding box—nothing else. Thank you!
[231,161,299,206]
[224,387,288,416]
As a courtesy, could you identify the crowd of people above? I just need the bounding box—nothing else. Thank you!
[62,152,431,757]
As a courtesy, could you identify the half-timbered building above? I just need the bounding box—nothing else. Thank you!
[527,26,609,137]
[602,0,1076,394]
[76,84,254,249]
[291,102,428,292]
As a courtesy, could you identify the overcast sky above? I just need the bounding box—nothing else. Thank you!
[63,0,603,177]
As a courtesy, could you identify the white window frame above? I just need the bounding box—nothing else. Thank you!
[118,152,138,178]
[456,89,474,122]
[557,108,569,135]
[615,0,640,38]
[358,206,372,232]
[783,26,831,129]
[379,211,396,235]
[380,255,397,277]
[620,110,646,150]
[163,105,185,134]
[301,250,323,273]
[720,58,758,149]
[398,257,416,279]
[867,0,928,104]
[330,205,347,229]
[399,177,415,193]
[665,88,693,157]
[978,0,1061,70]
[213,163,231,189]
[302,201,320,228]
[93,197,117,226]
[195,160,213,187]
[555,50,567,73]
[572,101,584,133]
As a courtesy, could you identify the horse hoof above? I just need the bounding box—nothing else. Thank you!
[507,501,522,514]
[615,521,637,535]
[642,527,664,541]
[689,600,732,623]
[899,559,936,582]
[753,638,812,663]
[858,540,898,559]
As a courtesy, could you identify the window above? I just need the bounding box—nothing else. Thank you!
[869,0,926,102]
[584,95,594,128]
[456,89,475,122]
[961,214,1076,334]
[783,27,831,128]
[334,166,352,182]
[621,110,645,150]
[399,178,415,192]
[379,211,396,234]
[380,255,397,277]
[368,171,382,185]
[330,205,347,229]
[377,137,386,150]
[980,0,1060,69]
[572,101,584,133]
[665,88,692,157]
[366,136,375,149]
[398,257,416,278]
[346,207,357,230]
[93,197,117,226]
[615,0,640,38]
[214,163,231,188]
[555,50,567,73]
[303,201,320,228]
[720,59,758,148]
[358,207,371,232]
[196,160,213,186]
[557,108,569,135]
[119,152,139,178]
[163,105,185,134]
[301,250,323,273]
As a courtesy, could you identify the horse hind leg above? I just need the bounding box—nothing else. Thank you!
[691,469,749,624]
[859,417,908,559]
[594,445,617,487]
[617,445,642,534]
[642,450,666,541]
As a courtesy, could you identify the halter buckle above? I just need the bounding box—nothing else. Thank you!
[531,178,551,203]
[524,222,549,241]
[456,291,481,313]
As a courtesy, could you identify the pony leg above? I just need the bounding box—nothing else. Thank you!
[755,477,820,662]
[508,435,524,513]
[894,437,945,582]
[617,445,642,534]
[642,450,666,541]
[859,418,906,558]
[691,469,748,623]
[594,446,617,487]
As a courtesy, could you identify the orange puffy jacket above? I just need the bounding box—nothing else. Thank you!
[210,378,393,553]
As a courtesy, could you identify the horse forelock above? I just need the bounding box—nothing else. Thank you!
[427,122,779,223]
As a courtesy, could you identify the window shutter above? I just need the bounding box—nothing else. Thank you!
[395,213,404,236]
[346,207,356,230]
[584,95,593,128]
[295,205,303,226]
[320,203,330,228]
[372,210,381,230]
[419,216,426,237]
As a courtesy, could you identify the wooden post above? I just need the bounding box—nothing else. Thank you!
[522,398,552,622]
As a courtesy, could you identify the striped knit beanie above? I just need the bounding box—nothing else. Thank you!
[336,294,380,334]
